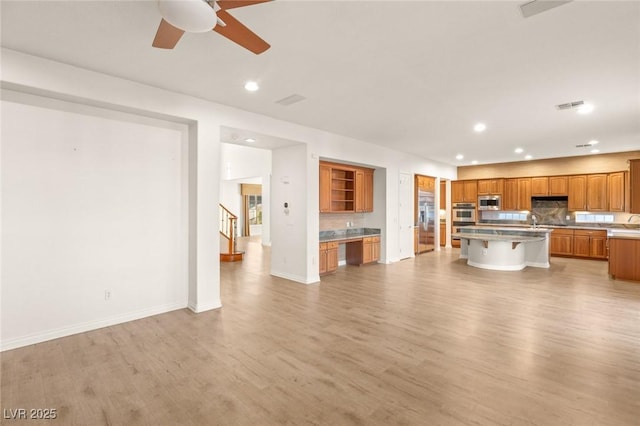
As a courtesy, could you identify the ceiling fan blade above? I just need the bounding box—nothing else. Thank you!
[213,10,270,54]
[152,19,185,49]
[216,0,272,11]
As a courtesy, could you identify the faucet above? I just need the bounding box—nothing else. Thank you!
[628,214,640,223]
[531,214,538,228]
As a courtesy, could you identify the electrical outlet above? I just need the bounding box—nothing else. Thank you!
[104,290,111,301]
[482,248,488,256]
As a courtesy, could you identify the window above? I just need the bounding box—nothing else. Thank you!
[248,194,262,225]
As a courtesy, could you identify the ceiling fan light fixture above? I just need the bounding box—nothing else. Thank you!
[158,0,217,33]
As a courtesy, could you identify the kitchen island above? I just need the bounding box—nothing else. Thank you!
[452,226,553,271]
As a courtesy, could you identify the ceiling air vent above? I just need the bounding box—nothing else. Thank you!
[275,94,306,106]
[555,100,584,111]
[520,0,572,18]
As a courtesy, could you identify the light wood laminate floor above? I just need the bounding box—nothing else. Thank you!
[2,239,640,425]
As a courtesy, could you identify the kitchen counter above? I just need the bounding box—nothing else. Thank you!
[453,226,552,271]
[319,228,381,243]
[478,222,640,231]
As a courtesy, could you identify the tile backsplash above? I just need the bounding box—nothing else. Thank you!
[320,213,366,230]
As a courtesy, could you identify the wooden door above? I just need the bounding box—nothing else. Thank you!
[608,172,625,212]
[477,180,490,195]
[362,239,373,264]
[319,164,331,213]
[568,175,587,211]
[451,181,464,204]
[503,179,518,210]
[587,174,608,211]
[573,233,591,257]
[517,178,531,210]
[439,181,446,210]
[550,230,573,256]
[531,177,549,196]
[371,238,381,262]
[354,169,365,212]
[319,243,328,274]
[549,176,568,196]
[631,160,640,214]
[463,181,478,203]
[439,223,446,246]
[327,243,339,272]
[363,169,374,212]
[590,234,608,259]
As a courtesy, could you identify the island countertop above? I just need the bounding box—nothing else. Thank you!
[457,226,553,235]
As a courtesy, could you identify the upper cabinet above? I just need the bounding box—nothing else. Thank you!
[477,179,504,195]
[452,180,477,203]
[548,176,568,196]
[631,160,640,214]
[531,177,549,196]
[608,172,625,212]
[568,175,587,211]
[503,178,530,210]
[586,174,608,211]
[319,161,374,213]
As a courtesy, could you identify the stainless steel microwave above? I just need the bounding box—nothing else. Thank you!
[478,195,501,210]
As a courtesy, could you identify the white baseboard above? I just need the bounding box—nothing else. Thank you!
[270,270,318,285]
[188,300,222,313]
[0,301,187,352]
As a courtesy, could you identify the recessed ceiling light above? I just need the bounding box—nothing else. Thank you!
[471,160,478,165]
[525,154,533,160]
[473,123,486,133]
[577,103,594,115]
[244,138,256,143]
[456,154,464,160]
[588,140,599,145]
[244,81,259,92]
[514,147,524,154]
[591,149,600,154]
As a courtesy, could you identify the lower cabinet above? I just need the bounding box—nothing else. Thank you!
[550,228,608,260]
[440,223,446,247]
[609,238,640,281]
[550,229,573,256]
[319,242,339,275]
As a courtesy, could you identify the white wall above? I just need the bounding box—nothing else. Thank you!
[271,144,310,283]
[1,49,458,348]
[1,96,189,350]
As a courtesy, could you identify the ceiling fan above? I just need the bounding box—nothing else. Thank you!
[152,0,272,54]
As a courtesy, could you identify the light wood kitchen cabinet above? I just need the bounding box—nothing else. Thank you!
[517,178,532,211]
[503,178,531,210]
[586,174,608,211]
[320,161,374,213]
[549,228,607,259]
[573,230,608,259]
[440,223,446,246]
[630,160,640,214]
[354,169,374,213]
[531,177,549,196]
[452,180,477,203]
[549,176,568,195]
[609,237,640,281]
[477,179,504,195]
[319,242,339,275]
[503,179,518,210]
[549,228,574,256]
[608,172,626,212]
[319,163,332,213]
[568,175,587,211]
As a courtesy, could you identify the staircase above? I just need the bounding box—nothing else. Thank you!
[219,204,244,262]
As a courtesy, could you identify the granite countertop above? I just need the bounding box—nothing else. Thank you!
[607,229,640,240]
[477,222,640,231]
[319,228,381,242]
[452,232,545,243]
[459,225,553,235]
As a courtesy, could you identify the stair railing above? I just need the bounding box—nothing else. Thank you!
[219,204,238,255]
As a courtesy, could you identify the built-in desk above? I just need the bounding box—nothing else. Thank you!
[319,228,381,275]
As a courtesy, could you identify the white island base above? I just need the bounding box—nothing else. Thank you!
[453,227,552,271]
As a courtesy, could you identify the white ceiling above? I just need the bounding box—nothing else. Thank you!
[2,1,639,166]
